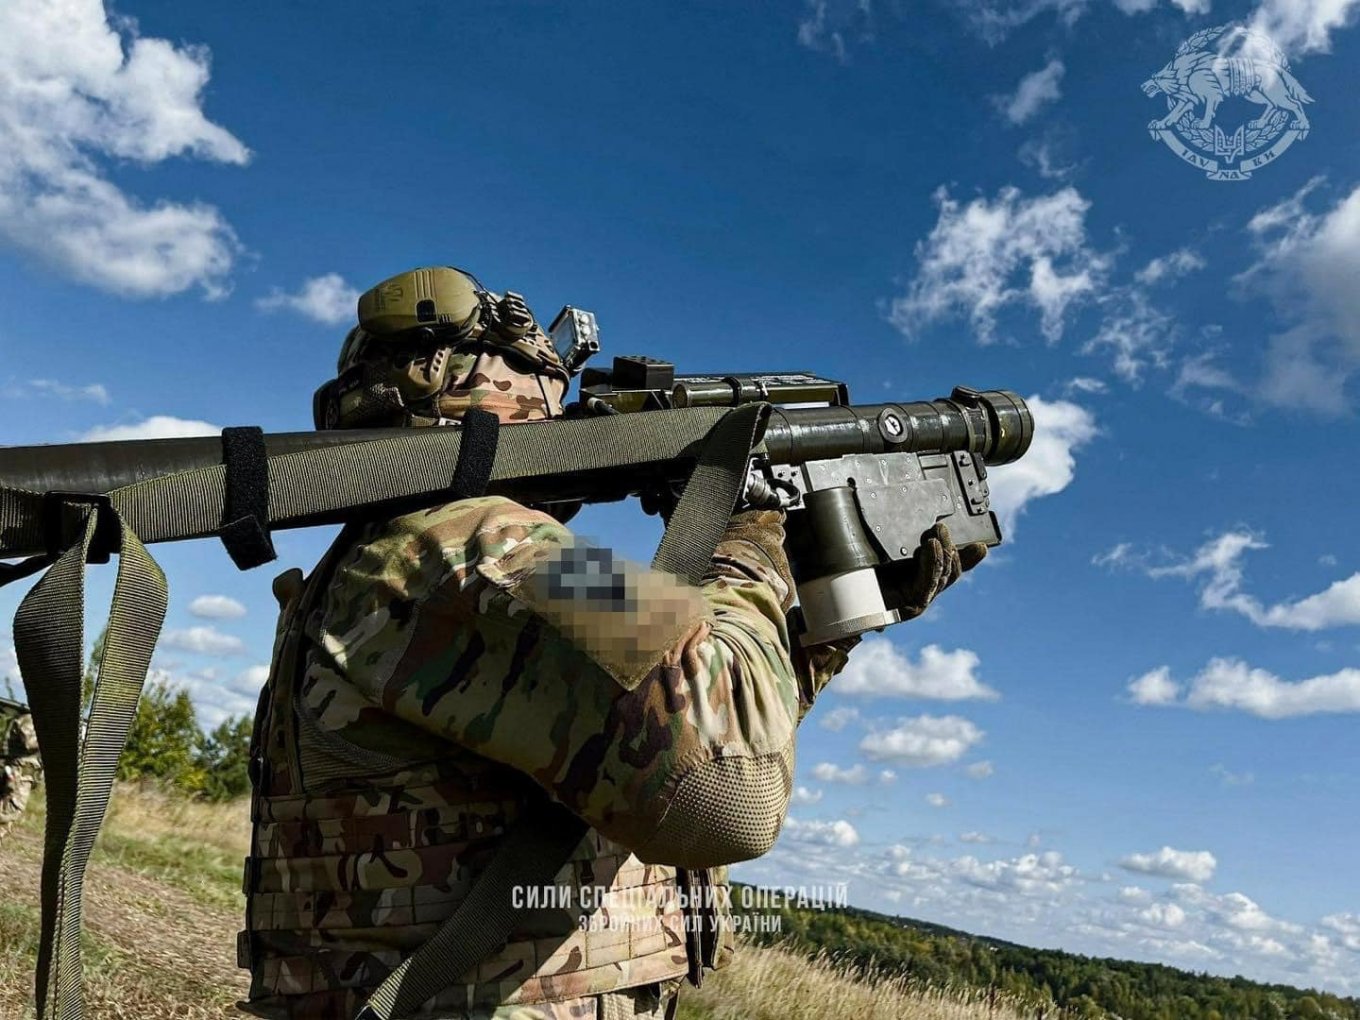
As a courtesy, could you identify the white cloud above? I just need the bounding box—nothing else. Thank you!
[987,395,1098,536]
[1210,763,1255,786]
[1145,658,1360,719]
[5,379,111,405]
[1018,135,1078,180]
[1120,885,1152,903]
[1082,287,1177,384]
[230,665,270,696]
[833,640,998,700]
[812,762,868,784]
[926,792,951,808]
[960,831,992,844]
[878,769,897,784]
[1121,529,1360,631]
[995,59,1065,124]
[160,626,245,657]
[149,662,265,729]
[965,760,995,779]
[782,816,860,847]
[791,786,824,805]
[890,186,1107,344]
[0,0,248,297]
[188,595,247,620]
[1127,667,1181,706]
[1237,180,1360,413]
[1246,0,1360,55]
[859,714,984,767]
[819,706,860,731]
[796,0,874,63]
[1321,913,1360,951]
[0,640,19,690]
[958,0,1206,44]
[256,273,360,326]
[1064,376,1107,395]
[954,850,1079,895]
[1135,248,1206,286]
[78,415,221,442]
[1140,902,1188,928]
[1119,846,1218,882]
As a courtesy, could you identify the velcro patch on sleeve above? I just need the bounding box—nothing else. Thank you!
[507,538,712,690]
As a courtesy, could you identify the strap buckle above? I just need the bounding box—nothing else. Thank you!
[43,491,120,564]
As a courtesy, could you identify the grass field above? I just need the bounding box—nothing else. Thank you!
[0,786,1031,1019]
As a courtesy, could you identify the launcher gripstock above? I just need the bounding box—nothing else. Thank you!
[571,356,1033,645]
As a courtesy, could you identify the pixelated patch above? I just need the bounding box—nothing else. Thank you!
[508,538,711,691]
[544,546,635,610]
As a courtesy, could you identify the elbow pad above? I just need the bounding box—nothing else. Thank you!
[632,741,795,869]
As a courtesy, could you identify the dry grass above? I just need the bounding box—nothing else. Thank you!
[1,785,1025,1020]
[0,784,249,1019]
[675,942,1032,1020]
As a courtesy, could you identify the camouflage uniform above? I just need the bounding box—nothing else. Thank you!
[241,494,856,1020]
[1,700,41,840]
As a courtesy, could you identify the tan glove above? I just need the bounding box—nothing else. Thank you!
[880,521,987,621]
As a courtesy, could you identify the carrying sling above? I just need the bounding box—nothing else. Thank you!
[0,402,770,1020]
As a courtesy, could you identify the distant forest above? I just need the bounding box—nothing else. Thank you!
[730,884,1359,1020]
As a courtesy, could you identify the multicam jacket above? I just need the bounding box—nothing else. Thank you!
[241,496,857,1020]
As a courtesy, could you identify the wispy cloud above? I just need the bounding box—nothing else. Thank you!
[1096,530,1360,631]
[0,0,248,297]
[4,379,111,405]
[995,59,1065,124]
[890,186,1108,344]
[256,273,360,326]
[1246,0,1360,56]
[161,626,245,657]
[796,0,874,63]
[1236,179,1360,414]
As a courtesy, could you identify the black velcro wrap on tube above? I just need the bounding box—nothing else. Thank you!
[220,426,277,570]
[448,408,500,500]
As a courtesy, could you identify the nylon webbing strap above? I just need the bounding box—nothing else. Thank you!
[354,403,767,1019]
[220,426,277,570]
[0,406,750,558]
[12,502,167,1019]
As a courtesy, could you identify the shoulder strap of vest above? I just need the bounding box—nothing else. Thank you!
[1,402,769,1019]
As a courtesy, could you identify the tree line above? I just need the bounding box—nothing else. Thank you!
[731,884,1360,1020]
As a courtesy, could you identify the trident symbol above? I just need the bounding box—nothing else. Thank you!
[1214,124,1245,163]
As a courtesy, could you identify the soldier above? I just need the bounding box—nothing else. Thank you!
[1,696,42,841]
[240,266,984,1020]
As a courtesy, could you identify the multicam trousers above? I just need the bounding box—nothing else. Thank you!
[0,711,40,841]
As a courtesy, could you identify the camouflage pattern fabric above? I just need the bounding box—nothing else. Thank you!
[242,495,845,1019]
[431,342,567,423]
[0,702,41,840]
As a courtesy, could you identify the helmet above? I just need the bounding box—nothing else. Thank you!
[312,266,571,430]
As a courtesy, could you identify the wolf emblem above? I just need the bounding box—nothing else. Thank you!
[1142,24,1312,141]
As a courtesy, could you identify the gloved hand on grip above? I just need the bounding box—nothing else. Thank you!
[880,521,987,621]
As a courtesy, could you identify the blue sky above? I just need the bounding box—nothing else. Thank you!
[1,0,1358,996]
